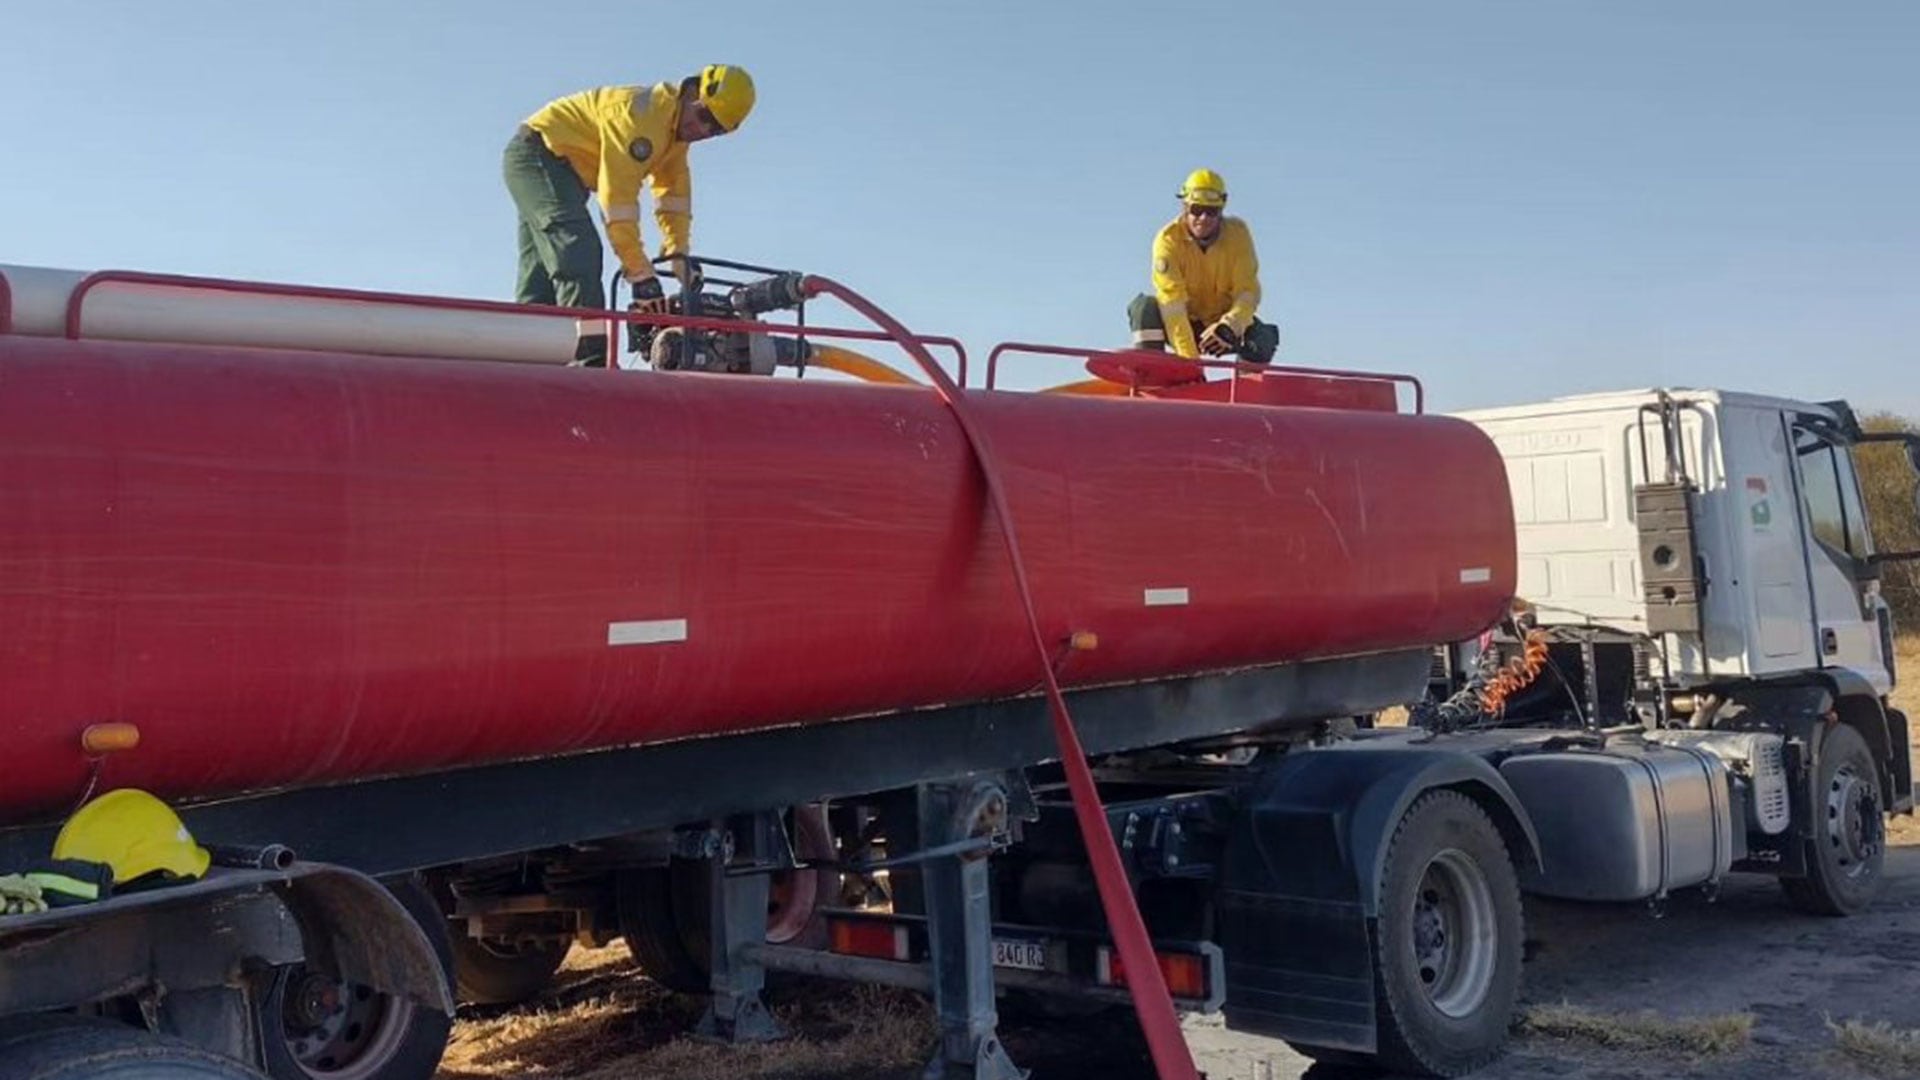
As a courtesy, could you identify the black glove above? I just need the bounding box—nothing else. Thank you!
[624,277,668,355]
[1199,321,1240,356]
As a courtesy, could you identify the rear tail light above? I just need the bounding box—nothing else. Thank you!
[1094,945,1211,1001]
[828,918,911,962]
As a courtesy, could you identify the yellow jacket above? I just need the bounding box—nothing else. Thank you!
[1150,216,1261,359]
[527,83,691,281]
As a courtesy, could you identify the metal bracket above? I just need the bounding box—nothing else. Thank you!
[1635,480,1707,635]
[693,986,782,1044]
[672,823,734,862]
[1114,794,1226,881]
[694,813,786,1045]
[926,1032,1027,1080]
[918,777,1029,1080]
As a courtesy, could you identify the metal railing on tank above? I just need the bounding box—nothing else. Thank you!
[982,340,1425,413]
[57,261,967,385]
[603,254,968,383]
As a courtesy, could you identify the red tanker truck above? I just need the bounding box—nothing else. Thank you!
[0,258,1906,1080]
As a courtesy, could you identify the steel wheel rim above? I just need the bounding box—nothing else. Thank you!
[1827,761,1883,881]
[765,865,821,944]
[280,966,412,1079]
[766,804,833,944]
[1410,848,1498,1019]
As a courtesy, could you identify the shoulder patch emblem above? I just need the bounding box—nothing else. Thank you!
[1154,257,1169,274]
[628,137,653,163]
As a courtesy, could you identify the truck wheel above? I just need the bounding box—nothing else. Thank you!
[1782,723,1886,916]
[768,804,836,950]
[618,806,835,993]
[0,1015,270,1079]
[448,934,570,1007]
[260,874,453,1080]
[1370,790,1524,1077]
[616,864,710,993]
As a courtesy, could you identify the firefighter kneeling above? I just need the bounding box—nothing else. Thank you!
[1128,168,1278,364]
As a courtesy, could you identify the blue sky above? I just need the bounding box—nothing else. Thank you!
[3,2,1915,413]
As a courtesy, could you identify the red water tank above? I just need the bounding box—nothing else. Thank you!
[0,334,1515,821]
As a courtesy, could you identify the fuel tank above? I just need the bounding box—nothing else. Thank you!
[0,270,1517,822]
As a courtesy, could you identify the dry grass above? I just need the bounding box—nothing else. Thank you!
[1828,1017,1920,1077]
[439,945,932,1080]
[1893,635,1920,847]
[1893,634,1920,719]
[578,985,931,1080]
[1519,1002,1754,1056]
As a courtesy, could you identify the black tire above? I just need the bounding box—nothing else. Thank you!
[617,806,836,993]
[259,874,453,1080]
[1370,790,1524,1077]
[616,864,711,993]
[0,1015,269,1079]
[448,934,570,1007]
[1782,723,1887,916]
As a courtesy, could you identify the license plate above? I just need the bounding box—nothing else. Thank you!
[992,938,1048,971]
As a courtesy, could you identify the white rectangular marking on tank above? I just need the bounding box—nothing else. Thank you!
[1459,567,1493,584]
[1144,587,1191,607]
[607,619,689,646]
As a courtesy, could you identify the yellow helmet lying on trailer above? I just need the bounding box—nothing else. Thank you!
[53,788,210,885]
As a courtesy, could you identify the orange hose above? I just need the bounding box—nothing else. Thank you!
[808,345,919,385]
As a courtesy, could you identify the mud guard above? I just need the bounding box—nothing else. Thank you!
[1215,742,1540,1053]
[273,865,454,1016]
[1821,670,1914,813]
[0,862,451,1040]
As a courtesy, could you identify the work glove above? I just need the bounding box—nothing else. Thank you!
[0,874,47,916]
[1199,321,1240,357]
[629,274,668,315]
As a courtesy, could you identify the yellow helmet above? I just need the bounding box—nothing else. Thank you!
[1178,168,1229,208]
[696,64,756,132]
[53,788,210,885]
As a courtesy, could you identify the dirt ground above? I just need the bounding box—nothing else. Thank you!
[440,643,1920,1080]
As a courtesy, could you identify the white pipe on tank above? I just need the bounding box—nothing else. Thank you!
[0,263,587,365]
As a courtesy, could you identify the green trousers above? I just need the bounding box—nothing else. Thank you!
[503,128,608,364]
[1127,293,1278,364]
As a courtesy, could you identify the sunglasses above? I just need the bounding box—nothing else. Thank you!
[1186,205,1223,218]
[691,105,725,137]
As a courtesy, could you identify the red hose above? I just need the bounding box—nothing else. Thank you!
[803,277,1198,1080]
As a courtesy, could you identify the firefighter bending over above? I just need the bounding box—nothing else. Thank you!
[503,65,756,366]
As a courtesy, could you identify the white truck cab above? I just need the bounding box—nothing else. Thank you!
[1454,389,1915,696]
[1407,388,1918,927]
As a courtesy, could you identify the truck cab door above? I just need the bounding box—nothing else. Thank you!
[1788,419,1893,693]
